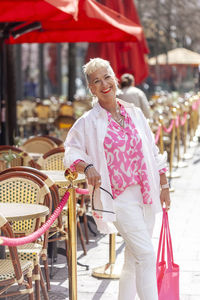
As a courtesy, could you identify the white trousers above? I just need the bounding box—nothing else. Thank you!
[113,185,158,300]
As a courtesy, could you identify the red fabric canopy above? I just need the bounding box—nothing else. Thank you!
[0,0,78,22]
[86,0,149,84]
[4,0,142,44]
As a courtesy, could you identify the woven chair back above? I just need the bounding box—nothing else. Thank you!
[38,147,65,170]
[42,135,64,147]
[22,136,57,154]
[0,171,51,235]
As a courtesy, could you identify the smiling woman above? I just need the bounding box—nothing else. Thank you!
[63,57,170,300]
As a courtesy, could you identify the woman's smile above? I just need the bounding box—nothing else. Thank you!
[102,87,112,94]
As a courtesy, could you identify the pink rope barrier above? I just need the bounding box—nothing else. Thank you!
[175,115,180,128]
[155,125,161,144]
[0,191,70,246]
[163,119,175,133]
[180,112,187,126]
[192,100,200,111]
[192,102,197,111]
[75,187,89,195]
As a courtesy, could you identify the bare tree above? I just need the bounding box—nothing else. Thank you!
[134,0,200,55]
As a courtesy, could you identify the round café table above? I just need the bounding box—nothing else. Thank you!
[0,203,49,258]
[0,203,49,222]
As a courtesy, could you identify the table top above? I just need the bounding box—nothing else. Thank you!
[41,170,85,186]
[0,203,49,222]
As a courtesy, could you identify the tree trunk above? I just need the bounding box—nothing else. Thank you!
[15,44,23,100]
[5,44,17,145]
[0,39,6,145]
[57,43,62,96]
[39,44,44,99]
[68,43,76,102]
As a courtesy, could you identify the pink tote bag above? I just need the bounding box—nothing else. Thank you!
[156,209,179,300]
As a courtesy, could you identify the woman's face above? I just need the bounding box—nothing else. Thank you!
[88,67,117,105]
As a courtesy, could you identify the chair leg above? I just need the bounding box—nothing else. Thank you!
[87,218,97,236]
[79,195,89,244]
[77,220,87,255]
[83,214,89,244]
[50,255,55,279]
[34,263,41,300]
[27,271,35,300]
[42,255,51,291]
[39,265,49,300]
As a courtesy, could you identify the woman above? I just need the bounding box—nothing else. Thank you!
[118,73,151,119]
[64,58,170,300]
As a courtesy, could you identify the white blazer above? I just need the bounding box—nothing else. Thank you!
[64,99,167,234]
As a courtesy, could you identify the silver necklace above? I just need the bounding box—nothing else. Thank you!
[113,104,124,127]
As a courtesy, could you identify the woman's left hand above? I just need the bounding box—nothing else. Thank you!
[160,188,171,210]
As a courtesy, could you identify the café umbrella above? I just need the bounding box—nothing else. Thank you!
[0,0,78,22]
[3,0,143,44]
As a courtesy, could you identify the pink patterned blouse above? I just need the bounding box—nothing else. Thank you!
[104,103,165,204]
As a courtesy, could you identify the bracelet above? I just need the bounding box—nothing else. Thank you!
[161,183,170,189]
[84,164,94,174]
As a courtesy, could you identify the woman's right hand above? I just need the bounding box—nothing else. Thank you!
[74,161,101,188]
[85,166,102,188]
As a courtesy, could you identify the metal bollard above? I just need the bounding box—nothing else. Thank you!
[92,233,120,279]
[65,169,78,300]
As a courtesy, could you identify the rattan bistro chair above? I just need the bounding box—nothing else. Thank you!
[22,136,57,154]
[0,172,52,300]
[0,166,68,276]
[37,147,88,255]
[37,146,65,171]
[0,214,34,299]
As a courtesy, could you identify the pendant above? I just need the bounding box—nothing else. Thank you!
[117,117,124,127]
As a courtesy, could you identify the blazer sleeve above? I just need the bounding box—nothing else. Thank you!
[63,117,93,168]
[139,90,151,119]
[138,108,168,171]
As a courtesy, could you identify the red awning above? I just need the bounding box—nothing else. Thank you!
[4,0,142,44]
[0,0,78,22]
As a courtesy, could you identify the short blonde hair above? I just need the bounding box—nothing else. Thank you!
[83,58,117,84]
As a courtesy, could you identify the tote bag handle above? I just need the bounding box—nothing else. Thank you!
[156,217,165,265]
[164,209,174,264]
[157,209,174,270]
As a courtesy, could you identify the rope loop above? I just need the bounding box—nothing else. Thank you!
[155,125,161,144]
[163,119,175,133]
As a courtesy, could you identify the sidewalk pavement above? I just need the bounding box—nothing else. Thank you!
[9,140,200,300]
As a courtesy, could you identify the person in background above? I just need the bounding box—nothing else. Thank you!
[24,76,37,98]
[64,58,170,300]
[118,73,151,119]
